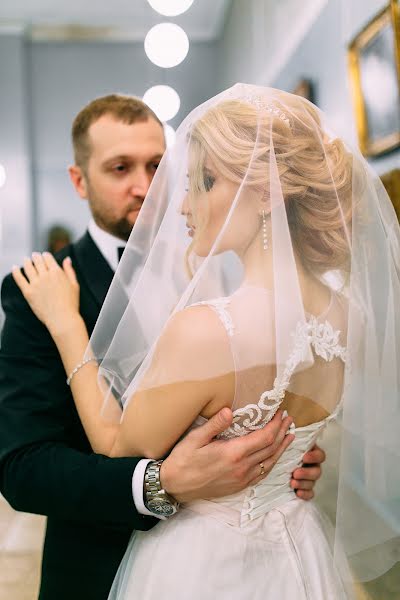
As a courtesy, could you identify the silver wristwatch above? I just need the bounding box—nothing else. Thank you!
[144,460,179,517]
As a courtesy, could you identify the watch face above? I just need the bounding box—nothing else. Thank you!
[148,498,175,517]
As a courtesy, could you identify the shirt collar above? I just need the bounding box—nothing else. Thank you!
[88,219,126,272]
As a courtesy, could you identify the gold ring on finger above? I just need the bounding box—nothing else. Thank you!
[259,462,265,476]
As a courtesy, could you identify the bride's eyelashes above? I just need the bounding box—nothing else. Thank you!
[203,173,216,192]
[184,171,215,193]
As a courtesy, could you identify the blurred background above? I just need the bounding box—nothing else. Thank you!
[0,0,399,598]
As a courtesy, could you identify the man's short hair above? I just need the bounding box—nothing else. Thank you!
[71,94,163,171]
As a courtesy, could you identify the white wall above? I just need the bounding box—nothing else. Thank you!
[217,0,399,174]
[0,32,33,276]
[216,0,328,90]
[272,0,398,174]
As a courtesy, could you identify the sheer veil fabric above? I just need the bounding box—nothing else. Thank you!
[86,84,400,587]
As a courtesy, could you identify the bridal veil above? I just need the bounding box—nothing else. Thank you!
[86,83,400,589]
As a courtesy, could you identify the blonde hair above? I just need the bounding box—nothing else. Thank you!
[188,95,353,275]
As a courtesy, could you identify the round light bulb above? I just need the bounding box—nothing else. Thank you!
[143,85,181,122]
[0,164,6,189]
[145,23,189,68]
[147,0,194,17]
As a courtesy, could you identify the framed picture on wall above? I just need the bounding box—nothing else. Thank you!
[348,4,400,156]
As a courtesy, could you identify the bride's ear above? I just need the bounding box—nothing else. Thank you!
[257,187,271,217]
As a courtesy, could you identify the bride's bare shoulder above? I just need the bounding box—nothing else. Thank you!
[151,302,233,369]
[166,303,231,346]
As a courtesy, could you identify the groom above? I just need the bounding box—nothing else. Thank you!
[0,94,325,599]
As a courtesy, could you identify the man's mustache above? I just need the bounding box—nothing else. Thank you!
[126,199,145,212]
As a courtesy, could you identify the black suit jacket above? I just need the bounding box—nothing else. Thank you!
[0,232,156,600]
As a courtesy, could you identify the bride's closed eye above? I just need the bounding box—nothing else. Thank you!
[203,173,216,192]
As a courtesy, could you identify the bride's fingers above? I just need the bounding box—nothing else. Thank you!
[42,251,60,270]
[12,266,30,296]
[62,257,78,286]
[23,257,38,282]
[31,252,47,274]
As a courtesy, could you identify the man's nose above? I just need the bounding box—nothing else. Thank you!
[129,167,151,198]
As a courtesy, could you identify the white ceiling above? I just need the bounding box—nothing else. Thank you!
[0,0,232,41]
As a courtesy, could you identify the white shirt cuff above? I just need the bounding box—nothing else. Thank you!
[132,459,166,520]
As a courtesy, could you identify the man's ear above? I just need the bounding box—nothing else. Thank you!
[68,165,88,199]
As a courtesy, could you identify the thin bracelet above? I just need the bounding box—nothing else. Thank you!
[66,357,97,386]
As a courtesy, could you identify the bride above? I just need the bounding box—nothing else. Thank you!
[14,84,400,598]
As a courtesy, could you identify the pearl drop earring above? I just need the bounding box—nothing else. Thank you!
[262,210,268,251]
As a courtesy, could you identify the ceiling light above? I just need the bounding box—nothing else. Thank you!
[145,23,189,68]
[147,0,194,17]
[143,85,181,122]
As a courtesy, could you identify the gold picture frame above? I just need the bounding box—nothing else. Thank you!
[392,0,400,73]
[380,168,400,222]
[348,4,400,156]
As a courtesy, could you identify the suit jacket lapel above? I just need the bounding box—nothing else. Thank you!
[73,232,114,309]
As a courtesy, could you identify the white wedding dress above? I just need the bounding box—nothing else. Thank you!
[109,287,355,600]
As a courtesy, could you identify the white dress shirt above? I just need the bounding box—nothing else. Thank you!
[88,219,125,272]
[87,219,158,518]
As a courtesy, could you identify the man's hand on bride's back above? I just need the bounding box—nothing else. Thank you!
[290,445,325,500]
[160,408,297,504]
[12,252,80,335]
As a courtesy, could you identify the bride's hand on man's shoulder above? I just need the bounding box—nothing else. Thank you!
[12,251,80,332]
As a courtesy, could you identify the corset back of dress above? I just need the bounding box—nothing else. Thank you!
[185,285,347,522]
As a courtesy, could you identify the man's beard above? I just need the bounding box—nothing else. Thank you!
[93,211,134,242]
[86,186,135,242]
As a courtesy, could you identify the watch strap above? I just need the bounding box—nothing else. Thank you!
[144,460,179,516]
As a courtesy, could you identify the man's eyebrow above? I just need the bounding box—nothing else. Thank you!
[102,153,163,166]
[102,155,131,166]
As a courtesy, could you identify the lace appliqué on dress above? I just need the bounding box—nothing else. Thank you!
[218,315,347,440]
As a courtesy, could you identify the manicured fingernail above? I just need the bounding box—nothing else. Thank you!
[282,410,288,419]
[65,256,72,264]
[11,264,18,270]
[32,252,40,257]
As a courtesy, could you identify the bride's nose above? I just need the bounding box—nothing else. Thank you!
[180,193,190,216]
